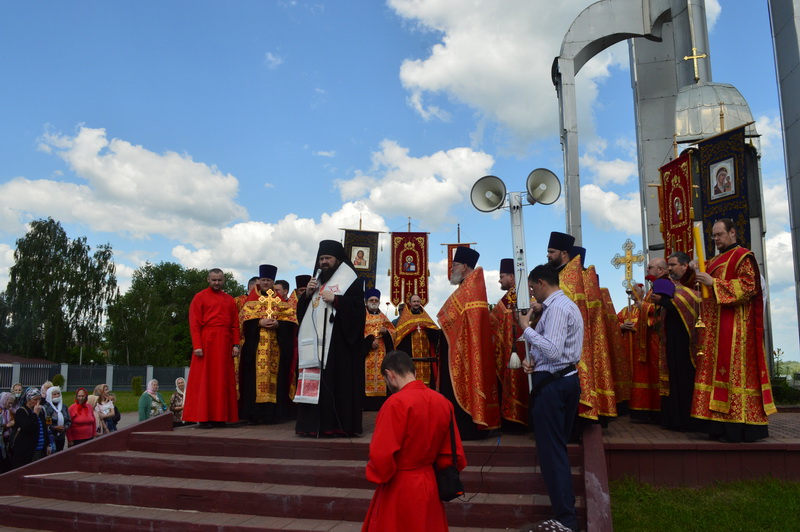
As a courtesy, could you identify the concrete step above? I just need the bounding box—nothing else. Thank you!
[19,471,580,529]
[0,494,517,532]
[78,450,581,495]
[128,428,583,468]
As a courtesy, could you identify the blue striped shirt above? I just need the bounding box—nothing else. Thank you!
[522,289,583,373]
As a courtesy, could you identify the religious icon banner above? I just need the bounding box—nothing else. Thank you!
[659,151,694,256]
[344,230,379,291]
[697,125,750,257]
[390,232,428,306]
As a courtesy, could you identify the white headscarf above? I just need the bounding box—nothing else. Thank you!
[46,386,65,427]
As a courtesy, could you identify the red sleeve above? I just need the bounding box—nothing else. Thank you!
[189,291,203,350]
[229,296,240,346]
[434,406,467,472]
[365,398,406,484]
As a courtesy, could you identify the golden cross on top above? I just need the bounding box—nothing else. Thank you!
[258,288,282,320]
[683,47,708,82]
[611,239,645,290]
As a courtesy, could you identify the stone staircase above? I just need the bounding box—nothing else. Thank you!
[0,414,594,531]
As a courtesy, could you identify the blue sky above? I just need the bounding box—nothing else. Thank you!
[1,1,797,359]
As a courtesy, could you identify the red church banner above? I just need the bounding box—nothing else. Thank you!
[659,151,694,256]
[390,232,428,307]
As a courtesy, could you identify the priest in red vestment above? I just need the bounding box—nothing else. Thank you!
[362,350,466,532]
[490,258,529,431]
[363,288,395,411]
[437,246,500,440]
[185,268,240,427]
[692,219,776,442]
[393,294,440,388]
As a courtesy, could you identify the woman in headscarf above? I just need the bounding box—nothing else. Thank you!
[66,388,96,446]
[11,383,23,412]
[138,379,167,422]
[11,388,53,469]
[0,392,16,472]
[169,377,187,427]
[93,383,116,432]
[42,386,71,452]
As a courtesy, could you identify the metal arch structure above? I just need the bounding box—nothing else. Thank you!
[553,0,711,248]
[768,0,800,352]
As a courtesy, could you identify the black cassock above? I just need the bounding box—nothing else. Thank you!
[660,300,698,432]
[295,280,366,436]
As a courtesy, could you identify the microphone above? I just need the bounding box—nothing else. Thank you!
[314,268,322,280]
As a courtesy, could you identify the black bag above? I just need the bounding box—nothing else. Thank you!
[436,413,464,501]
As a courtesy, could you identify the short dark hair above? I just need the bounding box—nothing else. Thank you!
[275,279,290,291]
[247,276,259,287]
[528,264,559,287]
[381,350,415,377]
[715,218,736,232]
[668,251,691,265]
[209,268,223,275]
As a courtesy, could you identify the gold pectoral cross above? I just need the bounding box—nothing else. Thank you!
[684,47,708,82]
[258,289,282,319]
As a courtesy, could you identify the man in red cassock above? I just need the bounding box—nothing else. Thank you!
[362,350,466,532]
[184,268,240,428]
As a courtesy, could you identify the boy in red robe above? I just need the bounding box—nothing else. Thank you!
[362,350,466,532]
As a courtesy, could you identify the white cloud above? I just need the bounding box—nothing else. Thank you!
[755,114,783,155]
[763,182,790,228]
[171,201,389,279]
[315,150,336,157]
[766,286,800,360]
[706,0,721,32]
[335,139,494,227]
[580,184,641,234]
[264,52,284,69]
[766,230,795,286]
[0,243,14,292]
[579,153,638,186]
[0,127,247,244]
[390,0,624,144]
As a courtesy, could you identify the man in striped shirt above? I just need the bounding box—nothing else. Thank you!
[519,264,583,532]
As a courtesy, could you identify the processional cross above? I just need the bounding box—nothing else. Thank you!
[683,47,708,82]
[611,239,645,290]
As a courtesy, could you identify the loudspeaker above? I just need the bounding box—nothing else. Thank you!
[525,168,561,205]
[470,175,507,212]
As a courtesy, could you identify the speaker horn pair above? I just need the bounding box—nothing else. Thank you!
[470,169,561,212]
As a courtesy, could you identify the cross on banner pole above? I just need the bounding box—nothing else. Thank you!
[611,239,645,290]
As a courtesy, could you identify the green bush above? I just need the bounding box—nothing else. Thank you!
[773,382,800,405]
[52,374,65,388]
[131,376,143,396]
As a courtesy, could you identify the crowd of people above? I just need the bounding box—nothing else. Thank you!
[0,377,185,472]
[184,227,776,532]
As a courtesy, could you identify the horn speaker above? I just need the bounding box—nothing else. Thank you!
[470,175,507,212]
[525,168,561,205]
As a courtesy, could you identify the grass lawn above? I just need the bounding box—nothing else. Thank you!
[610,477,800,531]
[60,390,176,413]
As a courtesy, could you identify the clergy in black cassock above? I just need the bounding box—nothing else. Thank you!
[294,240,366,436]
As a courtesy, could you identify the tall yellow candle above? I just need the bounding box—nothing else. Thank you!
[693,223,710,298]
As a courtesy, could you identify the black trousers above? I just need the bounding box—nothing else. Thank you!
[530,372,580,532]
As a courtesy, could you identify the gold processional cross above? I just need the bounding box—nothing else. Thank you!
[611,239,645,290]
[684,47,708,83]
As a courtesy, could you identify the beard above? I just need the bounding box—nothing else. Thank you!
[547,256,562,269]
[318,262,340,284]
[449,270,464,286]
[366,302,380,313]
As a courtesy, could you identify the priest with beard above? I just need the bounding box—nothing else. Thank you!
[363,288,395,411]
[394,294,440,389]
[437,246,500,440]
[295,240,366,436]
[238,264,297,425]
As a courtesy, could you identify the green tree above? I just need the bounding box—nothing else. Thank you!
[106,262,243,366]
[4,218,117,360]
